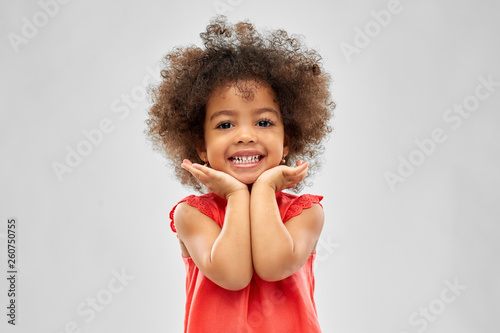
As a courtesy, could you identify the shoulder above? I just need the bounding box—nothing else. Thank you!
[172,198,224,241]
[276,192,324,223]
[280,193,324,255]
[170,193,226,232]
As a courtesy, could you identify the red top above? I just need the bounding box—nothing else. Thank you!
[169,191,323,333]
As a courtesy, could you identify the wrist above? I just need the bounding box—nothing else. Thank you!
[252,178,278,193]
[225,187,250,200]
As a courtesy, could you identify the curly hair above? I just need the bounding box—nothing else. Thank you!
[146,16,335,193]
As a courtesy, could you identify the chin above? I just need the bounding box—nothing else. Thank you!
[237,175,259,185]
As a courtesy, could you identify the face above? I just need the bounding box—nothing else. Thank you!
[197,81,289,185]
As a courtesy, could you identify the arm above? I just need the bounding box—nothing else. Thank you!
[250,162,324,281]
[174,160,253,291]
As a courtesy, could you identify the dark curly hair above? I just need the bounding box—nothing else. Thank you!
[146,16,335,193]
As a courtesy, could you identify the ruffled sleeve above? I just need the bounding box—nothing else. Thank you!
[169,193,225,233]
[278,193,324,223]
[169,195,193,233]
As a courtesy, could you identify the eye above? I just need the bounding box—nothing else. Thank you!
[216,121,233,129]
[257,118,274,127]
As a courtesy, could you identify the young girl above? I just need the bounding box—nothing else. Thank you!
[146,16,334,333]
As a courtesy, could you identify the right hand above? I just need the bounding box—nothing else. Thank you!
[181,159,248,199]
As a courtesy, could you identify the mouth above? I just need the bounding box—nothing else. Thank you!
[229,154,264,165]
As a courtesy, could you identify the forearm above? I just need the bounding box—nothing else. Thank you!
[250,182,296,281]
[210,190,253,288]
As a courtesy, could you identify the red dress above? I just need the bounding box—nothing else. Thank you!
[169,191,323,333]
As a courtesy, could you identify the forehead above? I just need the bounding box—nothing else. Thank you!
[206,80,280,115]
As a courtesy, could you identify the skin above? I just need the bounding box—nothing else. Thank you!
[173,81,324,290]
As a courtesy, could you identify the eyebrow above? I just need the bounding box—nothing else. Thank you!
[209,108,280,121]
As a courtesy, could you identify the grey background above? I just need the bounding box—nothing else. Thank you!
[1,0,499,332]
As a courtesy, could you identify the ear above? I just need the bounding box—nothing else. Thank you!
[196,141,207,162]
[282,134,289,157]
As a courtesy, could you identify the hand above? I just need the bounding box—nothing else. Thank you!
[181,159,248,199]
[254,160,309,192]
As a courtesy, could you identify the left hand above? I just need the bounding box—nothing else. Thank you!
[254,160,309,192]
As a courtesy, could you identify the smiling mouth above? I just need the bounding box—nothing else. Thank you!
[229,155,263,164]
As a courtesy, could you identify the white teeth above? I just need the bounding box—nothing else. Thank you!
[231,155,261,164]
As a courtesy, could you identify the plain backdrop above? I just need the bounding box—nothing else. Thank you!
[1,0,499,332]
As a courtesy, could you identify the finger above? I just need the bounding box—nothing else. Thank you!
[297,161,309,169]
[286,162,308,176]
[181,159,193,169]
[183,165,203,180]
[287,165,308,183]
[182,160,210,182]
[191,163,215,179]
[191,162,207,170]
[182,159,208,175]
[297,168,308,181]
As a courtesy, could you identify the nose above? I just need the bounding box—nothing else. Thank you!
[235,124,256,144]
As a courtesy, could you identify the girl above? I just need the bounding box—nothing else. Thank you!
[147,16,334,333]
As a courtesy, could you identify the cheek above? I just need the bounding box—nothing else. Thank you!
[205,136,225,154]
[205,138,227,164]
[270,131,287,152]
